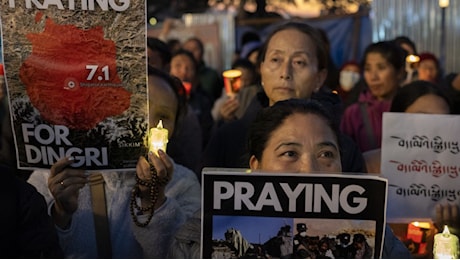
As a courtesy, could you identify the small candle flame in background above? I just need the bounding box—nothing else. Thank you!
[406,221,431,255]
[222,69,242,97]
[182,81,192,97]
[406,54,420,63]
[149,120,168,156]
[433,225,459,259]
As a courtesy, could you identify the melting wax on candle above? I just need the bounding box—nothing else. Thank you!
[149,120,168,156]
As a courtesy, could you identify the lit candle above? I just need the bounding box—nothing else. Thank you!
[182,81,192,98]
[407,221,431,254]
[433,225,459,259]
[149,120,168,156]
[222,69,242,97]
[406,55,420,64]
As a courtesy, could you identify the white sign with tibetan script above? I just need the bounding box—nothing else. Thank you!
[381,112,460,221]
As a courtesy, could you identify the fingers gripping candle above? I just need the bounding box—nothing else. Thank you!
[149,120,168,156]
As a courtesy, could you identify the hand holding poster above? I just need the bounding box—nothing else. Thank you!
[202,169,388,258]
[381,112,460,221]
[0,0,147,171]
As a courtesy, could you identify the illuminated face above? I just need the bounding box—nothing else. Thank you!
[249,113,341,173]
[364,52,401,101]
[405,94,450,114]
[417,60,438,83]
[260,29,326,106]
[170,54,196,83]
[148,75,177,139]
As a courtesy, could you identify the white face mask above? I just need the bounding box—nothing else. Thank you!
[339,71,360,91]
[300,231,307,237]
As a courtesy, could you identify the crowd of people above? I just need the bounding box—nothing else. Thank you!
[1,17,460,258]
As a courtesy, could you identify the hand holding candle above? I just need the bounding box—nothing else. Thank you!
[433,225,459,259]
[149,120,168,156]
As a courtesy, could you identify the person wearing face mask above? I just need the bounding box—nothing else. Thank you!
[293,223,315,258]
[340,41,406,153]
[203,21,366,174]
[337,60,362,109]
[335,232,353,258]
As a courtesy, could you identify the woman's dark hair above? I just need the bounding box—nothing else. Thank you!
[248,99,339,161]
[232,58,256,71]
[171,49,198,71]
[183,37,204,58]
[257,22,328,71]
[393,36,418,55]
[390,80,451,113]
[232,58,258,85]
[361,41,406,73]
[241,31,261,47]
[148,65,187,136]
[147,37,171,66]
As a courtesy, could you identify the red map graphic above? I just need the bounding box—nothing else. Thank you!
[19,15,131,130]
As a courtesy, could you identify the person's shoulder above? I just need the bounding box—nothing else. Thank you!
[215,117,248,137]
[343,101,360,115]
[173,163,200,183]
[312,87,341,105]
[27,169,51,182]
[0,167,35,196]
[200,65,220,77]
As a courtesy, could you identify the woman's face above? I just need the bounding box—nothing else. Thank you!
[148,75,177,139]
[417,60,438,83]
[170,54,196,83]
[260,29,326,106]
[405,94,450,114]
[364,52,402,101]
[250,113,341,173]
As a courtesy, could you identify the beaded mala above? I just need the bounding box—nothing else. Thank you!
[130,162,169,227]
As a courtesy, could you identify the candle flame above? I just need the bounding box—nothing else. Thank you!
[406,55,420,63]
[410,221,431,229]
[442,225,451,237]
[222,69,242,79]
[148,120,168,155]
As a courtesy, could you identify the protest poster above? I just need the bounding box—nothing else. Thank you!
[381,112,460,221]
[0,0,147,171]
[202,168,388,258]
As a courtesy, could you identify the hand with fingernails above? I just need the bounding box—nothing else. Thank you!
[48,156,87,229]
[135,149,173,210]
[219,97,239,121]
